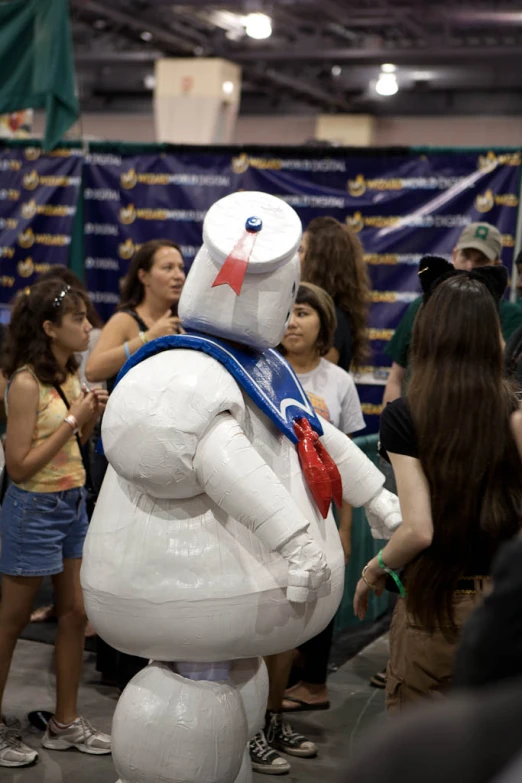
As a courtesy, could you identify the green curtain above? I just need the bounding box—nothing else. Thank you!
[0,0,79,150]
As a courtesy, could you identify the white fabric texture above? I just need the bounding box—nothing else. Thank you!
[296,358,365,435]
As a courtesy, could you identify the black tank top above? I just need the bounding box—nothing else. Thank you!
[107,309,149,394]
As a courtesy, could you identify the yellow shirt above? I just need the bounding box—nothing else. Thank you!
[11,367,85,493]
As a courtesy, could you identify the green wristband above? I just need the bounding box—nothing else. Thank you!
[378,549,406,598]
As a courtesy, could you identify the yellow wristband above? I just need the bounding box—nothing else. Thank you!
[139,331,148,345]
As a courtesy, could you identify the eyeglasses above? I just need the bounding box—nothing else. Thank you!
[53,285,71,308]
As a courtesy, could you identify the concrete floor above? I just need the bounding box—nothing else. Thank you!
[0,636,389,782]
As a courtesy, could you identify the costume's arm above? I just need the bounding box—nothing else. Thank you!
[319,417,402,539]
[194,412,330,603]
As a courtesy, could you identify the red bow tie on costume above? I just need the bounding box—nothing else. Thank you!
[294,418,343,519]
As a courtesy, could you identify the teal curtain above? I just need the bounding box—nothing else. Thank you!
[0,0,79,150]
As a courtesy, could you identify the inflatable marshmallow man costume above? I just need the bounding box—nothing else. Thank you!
[81,192,401,783]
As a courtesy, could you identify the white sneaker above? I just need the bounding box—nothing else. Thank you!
[0,724,38,767]
[42,716,111,755]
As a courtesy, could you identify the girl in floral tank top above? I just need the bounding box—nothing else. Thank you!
[0,279,111,767]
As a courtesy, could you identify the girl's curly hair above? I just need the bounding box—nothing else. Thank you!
[2,279,89,384]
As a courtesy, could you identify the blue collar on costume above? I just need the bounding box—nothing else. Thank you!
[113,330,323,444]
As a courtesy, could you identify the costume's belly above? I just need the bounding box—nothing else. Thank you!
[81,447,345,661]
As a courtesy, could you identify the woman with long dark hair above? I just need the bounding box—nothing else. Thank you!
[86,239,185,385]
[300,216,370,370]
[354,257,522,712]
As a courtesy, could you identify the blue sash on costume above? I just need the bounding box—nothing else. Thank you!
[112,331,323,445]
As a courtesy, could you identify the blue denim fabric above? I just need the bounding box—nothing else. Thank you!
[0,484,88,577]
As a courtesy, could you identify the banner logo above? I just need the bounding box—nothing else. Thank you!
[18,228,70,247]
[18,228,34,248]
[232,153,250,175]
[23,170,39,190]
[118,238,136,259]
[24,148,41,161]
[17,258,34,277]
[21,200,37,220]
[475,189,495,212]
[345,211,364,233]
[347,174,366,197]
[0,189,19,201]
[478,151,521,171]
[120,204,137,224]
[16,258,51,277]
[121,168,138,189]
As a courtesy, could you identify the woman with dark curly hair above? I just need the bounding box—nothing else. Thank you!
[0,279,110,766]
[300,216,370,371]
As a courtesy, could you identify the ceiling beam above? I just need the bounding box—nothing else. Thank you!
[232,44,522,64]
[74,0,197,52]
[446,11,522,26]
[75,51,161,63]
[251,67,353,112]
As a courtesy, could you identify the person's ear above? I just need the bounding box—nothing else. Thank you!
[137,268,148,286]
[42,320,56,340]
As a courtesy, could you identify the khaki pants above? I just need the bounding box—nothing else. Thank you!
[386,581,490,714]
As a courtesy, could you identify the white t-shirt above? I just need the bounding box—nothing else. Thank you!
[296,358,365,435]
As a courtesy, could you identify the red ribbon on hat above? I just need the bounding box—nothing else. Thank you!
[211,216,262,296]
[294,418,343,519]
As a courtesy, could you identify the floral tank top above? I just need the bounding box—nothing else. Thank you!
[10,367,85,493]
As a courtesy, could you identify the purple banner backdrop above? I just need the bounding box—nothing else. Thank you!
[83,148,521,433]
[0,145,82,317]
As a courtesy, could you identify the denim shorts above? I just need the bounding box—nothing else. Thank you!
[0,484,88,577]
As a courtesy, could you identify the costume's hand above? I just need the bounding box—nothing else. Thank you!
[278,533,330,603]
[365,487,402,539]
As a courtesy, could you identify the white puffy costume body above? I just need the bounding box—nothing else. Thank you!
[81,192,401,783]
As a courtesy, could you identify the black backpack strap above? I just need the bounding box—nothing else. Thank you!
[52,382,94,493]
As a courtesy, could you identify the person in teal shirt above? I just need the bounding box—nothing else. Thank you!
[383,222,522,405]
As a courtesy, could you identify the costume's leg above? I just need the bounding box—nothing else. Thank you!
[233,748,253,783]
[112,661,247,783]
[229,657,268,783]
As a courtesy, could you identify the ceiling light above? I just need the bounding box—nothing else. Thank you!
[244,12,272,40]
[222,80,234,95]
[140,31,153,42]
[144,74,156,90]
[381,63,396,73]
[375,72,398,96]
[331,65,342,77]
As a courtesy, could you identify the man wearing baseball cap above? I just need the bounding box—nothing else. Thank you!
[383,222,522,407]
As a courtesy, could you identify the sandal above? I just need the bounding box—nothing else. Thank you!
[282,696,330,712]
[30,605,56,623]
[369,669,387,689]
